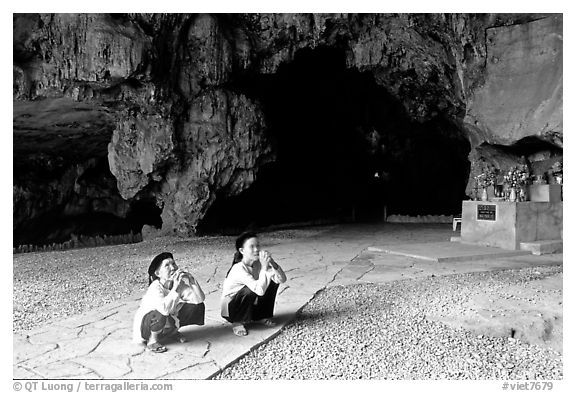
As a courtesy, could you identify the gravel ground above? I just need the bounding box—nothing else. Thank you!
[13,228,327,332]
[215,266,563,380]
[13,224,563,380]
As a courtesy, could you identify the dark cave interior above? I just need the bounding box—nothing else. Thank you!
[198,46,472,234]
[13,155,162,247]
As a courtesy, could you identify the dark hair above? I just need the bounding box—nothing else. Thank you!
[226,231,258,277]
[148,252,174,285]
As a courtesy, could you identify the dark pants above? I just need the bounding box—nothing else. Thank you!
[140,303,205,341]
[225,282,279,324]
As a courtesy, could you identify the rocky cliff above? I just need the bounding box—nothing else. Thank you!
[13,13,563,245]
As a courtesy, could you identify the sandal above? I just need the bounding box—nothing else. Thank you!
[257,318,277,327]
[232,324,248,336]
[146,342,167,353]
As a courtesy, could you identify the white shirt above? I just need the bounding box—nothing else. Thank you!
[221,260,285,317]
[132,280,201,343]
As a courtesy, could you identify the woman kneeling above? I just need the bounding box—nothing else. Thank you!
[221,232,287,336]
[132,252,205,353]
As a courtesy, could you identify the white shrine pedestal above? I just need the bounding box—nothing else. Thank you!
[461,201,563,250]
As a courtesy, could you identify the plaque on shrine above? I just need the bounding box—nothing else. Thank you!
[477,204,496,221]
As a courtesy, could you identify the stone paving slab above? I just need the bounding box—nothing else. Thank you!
[14,231,368,380]
[368,241,531,262]
[13,225,563,380]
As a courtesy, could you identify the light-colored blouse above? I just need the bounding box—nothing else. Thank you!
[221,260,286,318]
[132,280,202,343]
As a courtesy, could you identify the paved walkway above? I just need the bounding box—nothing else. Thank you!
[13,224,562,379]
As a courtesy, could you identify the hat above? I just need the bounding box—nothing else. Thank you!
[148,252,174,284]
[235,231,258,251]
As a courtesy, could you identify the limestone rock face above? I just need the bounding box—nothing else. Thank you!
[13,13,563,241]
[241,13,465,121]
[108,103,176,199]
[466,145,527,194]
[177,14,235,97]
[464,16,563,147]
[156,89,272,235]
[14,14,150,99]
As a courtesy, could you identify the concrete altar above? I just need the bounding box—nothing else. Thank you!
[461,201,563,250]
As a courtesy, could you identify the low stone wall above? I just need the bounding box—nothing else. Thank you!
[13,232,143,254]
[386,214,454,223]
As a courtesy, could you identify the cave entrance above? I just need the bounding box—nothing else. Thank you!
[198,46,470,234]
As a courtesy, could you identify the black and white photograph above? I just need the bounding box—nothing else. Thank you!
[9,1,570,390]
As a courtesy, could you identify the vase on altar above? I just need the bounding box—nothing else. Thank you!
[481,188,488,201]
[495,184,503,198]
[509,188,517,202]
[533,175,545,185]
[519,187,526,202]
